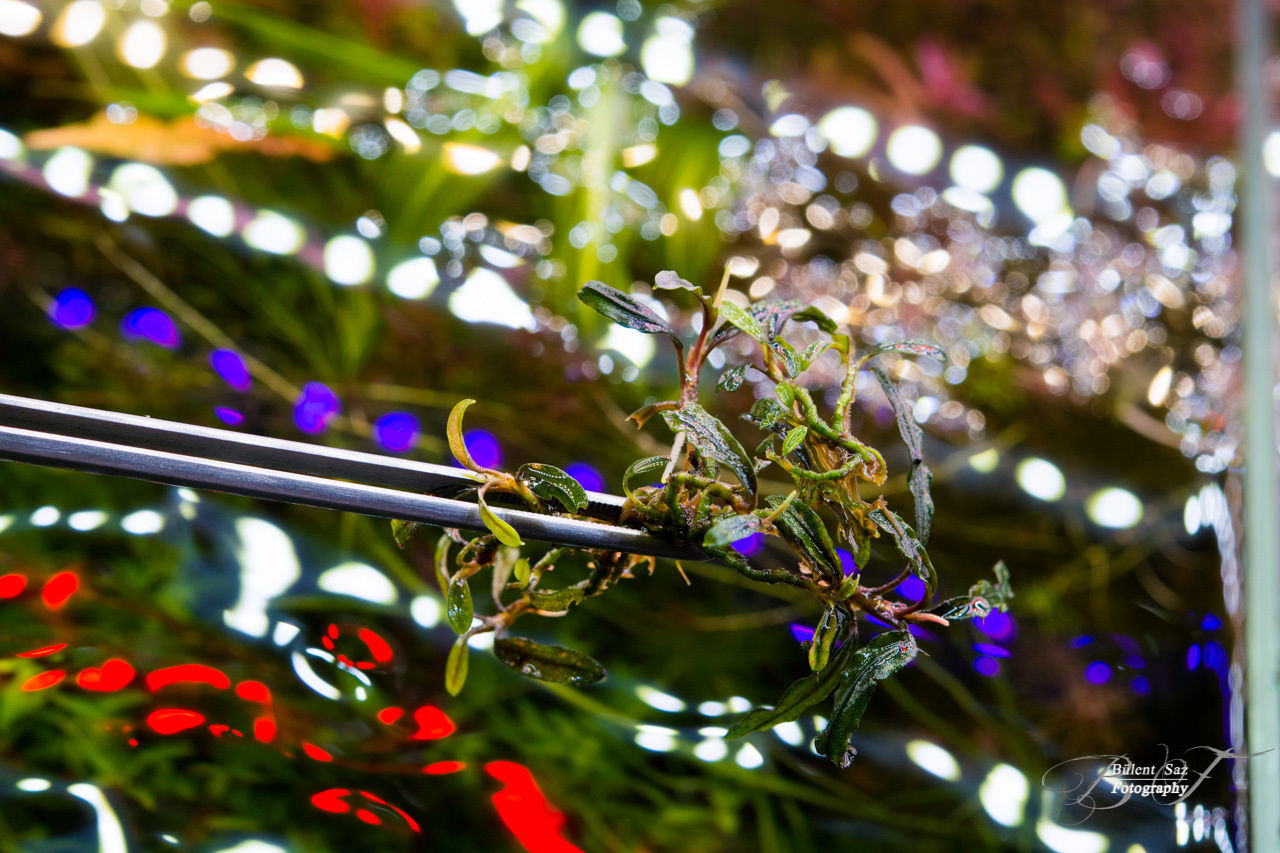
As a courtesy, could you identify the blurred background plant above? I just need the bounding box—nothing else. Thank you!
[0,0,1246,850]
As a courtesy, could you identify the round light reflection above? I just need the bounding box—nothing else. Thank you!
[886,125,942,175]
[1015,457,1065,502]
[1085,487,1143,529]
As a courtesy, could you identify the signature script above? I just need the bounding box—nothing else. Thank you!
[1040,745,1273,822]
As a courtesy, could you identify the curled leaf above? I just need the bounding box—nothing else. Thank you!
[447,398,480,471]
[717,364,747,392]
[493,637,605,686]
[517,463,589,513]
[769,339,801,378]
[479,492,524,547]
[526,584,585,612]
[813,631,918,767]
[808,606,839,672]
[798,340,831,371]
[857,340,946,370]
[578,281,676,338]
[662,403,756,492]
[790,305,838,333]
[704,513,763,548]
[445,636,469,696]
[873,367,933,542]
[623,456,668,498]
[653,269,707,302]
[446,576,474,635]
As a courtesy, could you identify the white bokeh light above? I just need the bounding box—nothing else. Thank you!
[245,57,303,89]
[188,195,235,236]
[322,235,375,285]
[180,46,233,79]
[448,267,536,330]
[949,145,1003,193]
[1085,487,1143,529]
[818,106,877,158]
[1011,167,1069,223]
[119,20,167,69]
[577,11,624,56]
[108,163,178,217]
[0,0,41,36]
[886,125,942,175]
[387,257,440,299]
[1016,457,1065,502]
[641,17,693,85]
[52,1,105,47]
[243,211,305,254]
[43,147,93,197]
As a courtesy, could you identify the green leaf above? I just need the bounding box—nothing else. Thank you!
[867,507,936,601]
[709,299,800,348]
[493,637,606,686]
[525,584,585,612]
[781,425,808,457]
[446,576,473,635]
[743,398,789,431]
[517,463,589,513]
[445,636,469,696]
[704,513,763,548]
[578,281,676,337]
[727,611,853,738]
[872,367,933,542]
[447,398,480,471]
[434,534,452,593]
[479,492,523,547]
[857,340,946,370]
[791,305,838,333]
[662,403,756,492]
[513,557,531,588]
[769,339,801,377]
[766,494,842,584]
[717,364,747,392]
[814,631,918,767]
[808,606,839,672]
[653,269,708,302]
[775,383,795,409]
[718,300,765,341]
[623,455,668,498]
[798,340,831,371]
[391,519,422,549]
[933,561,1014,621]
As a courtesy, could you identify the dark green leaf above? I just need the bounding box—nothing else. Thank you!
[479,492,523,547]
[814,631,918,767]
[493,637,605,685]
[662,403,756,492]
[391,519,422,549]
[868,507,936,601]
[525,585,585,612]
[781,425,808,457]
[517,463,589,513]
[446,576,473,635]
[872,367,933,542]
[719,301,765,341]
[445,636,469,696]
[791,305,838,333]
[704,513,763,548]
[623,455,668,498]
[766,494,841,584]
[743,398,788,431]
[727,612,853,738]
[717,364,747,392]
[578,281,676,337]
[808,606,839,672]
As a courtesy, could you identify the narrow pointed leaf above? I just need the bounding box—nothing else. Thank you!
[766,494,841,584]
[798,340,831,371]
[808,606,839,672]
[704,513,763,548]
[445,636,469,696]
[781,425,808,457]
[717,364,747,392]
[517,463,588,513]
[492,547,517,601]
[493,637,606,686]
[434,534,452,593]
[446,576,473,635]
[479,493,523,547]
[933,561,1014,620]
[790,305,838,333]
[578,281,676,337]
[525,585,585,612]
[857,340,946,370]
[447,398,480,471]
[718,301,765,341]
[872,367,933,542]
[867,507,936,600]
[662,403,756,492]
[769,339,801,377]
[391,519,423,549]
[813,631,918,767]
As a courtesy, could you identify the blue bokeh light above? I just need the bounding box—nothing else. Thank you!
[210,349,252,391]
[564,462,605,493]
[836,548,858,577]
[215,407,244,426]
[1186,643,1201,671]
[121,307,181,348]
[49,288,95,329]
[1201,613,1223,631]
[732,533,765,556]
[974,656,1000,677]
[464,429,502,469]
[789,623,815,644]
[975,610,1015,641]
[973,642,1011,659]
[293,382,341,434]
[1069,634,1094,648]
[1130,676,1151,696]
[896,575,926,602]
[1203,641,1227,674]
[1084,661,1113,685]
[374,412,420,453]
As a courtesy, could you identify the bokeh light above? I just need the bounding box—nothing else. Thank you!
[373,412,420,453]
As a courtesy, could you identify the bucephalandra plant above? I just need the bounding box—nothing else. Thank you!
[393,268,1011,768]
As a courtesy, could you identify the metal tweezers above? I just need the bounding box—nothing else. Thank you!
[0,393,703,561]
